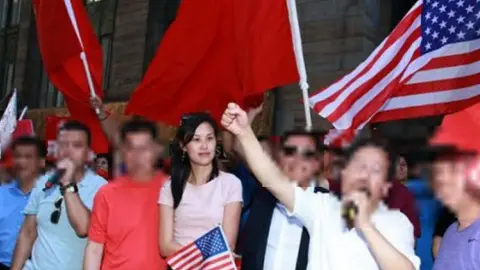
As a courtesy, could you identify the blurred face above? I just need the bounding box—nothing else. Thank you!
[122,132,157,175]
[13,145,44,182]
[341,146,391,205]
[184,122,216,166]
[431,159,469,212]
[95,157,109,171]
[278,135,320,186]
[396,156,408,181]
[56,130,90,168]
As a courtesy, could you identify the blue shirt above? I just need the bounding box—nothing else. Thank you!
[23,170,106,270]
[0,181,31,266]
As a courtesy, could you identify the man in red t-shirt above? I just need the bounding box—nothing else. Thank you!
[84,119,168,270]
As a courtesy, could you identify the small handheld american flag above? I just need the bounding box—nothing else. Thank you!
[167,226,237,270]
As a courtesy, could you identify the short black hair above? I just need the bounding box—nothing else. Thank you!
[57,120,91,146]
[11,136,47,158]
[280,129,325,151]
[120,118,157,142]
[343,138,395,182]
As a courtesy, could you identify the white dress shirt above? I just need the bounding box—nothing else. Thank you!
[288,187,421,270]
[264,186,315,270]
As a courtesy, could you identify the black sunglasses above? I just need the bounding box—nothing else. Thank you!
[282,146,317,159]
[50,196,63,224]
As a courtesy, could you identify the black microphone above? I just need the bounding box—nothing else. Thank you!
[42,169,66,191]
[342,187,371,227]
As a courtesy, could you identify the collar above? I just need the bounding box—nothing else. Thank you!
[9,180,31,196]
[77,169,96,188]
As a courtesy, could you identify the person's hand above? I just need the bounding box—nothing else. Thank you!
[247,102,263,124]
[56,158,76,186]
[342,190,372,230]
[221,103,250,137]
[90,96,107,118]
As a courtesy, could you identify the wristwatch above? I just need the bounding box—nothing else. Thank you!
[60,183,78,195]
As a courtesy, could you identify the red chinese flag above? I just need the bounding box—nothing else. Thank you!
[126,0,299,125]
[33,0,108,153]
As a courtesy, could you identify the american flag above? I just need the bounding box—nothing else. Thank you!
[309,0,480,130]
[167,226,237,270]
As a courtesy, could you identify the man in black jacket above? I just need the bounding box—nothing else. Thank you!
[240,130,327,270]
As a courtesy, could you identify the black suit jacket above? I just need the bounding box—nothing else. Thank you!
[240,186,328,270]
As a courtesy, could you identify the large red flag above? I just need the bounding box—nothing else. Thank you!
[126,0,299,125]
[33,0,108,153]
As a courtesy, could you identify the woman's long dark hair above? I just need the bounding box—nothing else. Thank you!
[170,112,220,209]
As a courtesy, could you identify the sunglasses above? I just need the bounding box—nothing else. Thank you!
[282,146,317,160]
[50,196,63,224]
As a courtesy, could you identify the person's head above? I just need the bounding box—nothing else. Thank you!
[431,153,480,214]
[170,112,220,208]
[341,138,395,207]
[120,119,158,176]
[95,153,111,178]
[278,130,323,187]
[395,155,408,181]
[11,136,46,182]
[56,121,91,169]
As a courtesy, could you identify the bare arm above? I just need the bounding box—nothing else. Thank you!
[359,223,416,270]
[432,236,442,258]
[159,205,183,257]
[222,202,242,250]
[90,96,120,148]
[11,215,38,270]
[64,191,91,237]
[83,241,104,270]
[236,127,295,212]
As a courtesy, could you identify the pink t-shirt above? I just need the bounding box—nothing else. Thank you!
[158,171,243,245]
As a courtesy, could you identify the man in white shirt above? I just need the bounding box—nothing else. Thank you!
[241,130,328,270]
[221,103,420,270]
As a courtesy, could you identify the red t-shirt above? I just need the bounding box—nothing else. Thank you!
[89,173,168,270]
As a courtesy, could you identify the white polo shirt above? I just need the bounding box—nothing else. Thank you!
[289,187,421,270]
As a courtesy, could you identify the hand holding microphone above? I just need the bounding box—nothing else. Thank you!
[43,159,76,191]
[342,188,371,229]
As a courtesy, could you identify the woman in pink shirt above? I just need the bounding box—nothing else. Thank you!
[158,112,243,258]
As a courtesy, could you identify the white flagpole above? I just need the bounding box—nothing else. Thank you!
[63,0,100,114]
[286,0,312,130]
[19,106,28,120]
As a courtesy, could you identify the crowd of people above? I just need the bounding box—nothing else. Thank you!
[0,101,479,270]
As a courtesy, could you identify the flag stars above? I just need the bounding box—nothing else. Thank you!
[477,28,480,35]
[449,25,457,34]
[440,21,447,28]
[432,16,439,23]
[426,12,432,20]
[425,43,432,50]
[467,21,475,29]
[466,5,474,13]
[426,27,432,35]
[448,10,456,18]
[441,36,449,44]
[476,11,480,19]
[457,16,465,24]
[457,31,466,39]
[432,31,439,39]
[456,0,464,7]
[432,1,439,8]
[439,5,447,12]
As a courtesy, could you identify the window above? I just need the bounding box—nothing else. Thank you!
[0,0,22,97]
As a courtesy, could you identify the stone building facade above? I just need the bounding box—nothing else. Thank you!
[0,0,437,138]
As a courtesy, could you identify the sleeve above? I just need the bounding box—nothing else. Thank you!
[384,212,421,270]
[84,179,107,211]
[88,189,108,244]
[159,181,173,207]
[286,187,328,234]
[434,207,457,237]
[225,174,243,204]
[23,177,47,215]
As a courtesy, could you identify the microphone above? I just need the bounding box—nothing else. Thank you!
[342,187,371,227]
[43,169,66,191]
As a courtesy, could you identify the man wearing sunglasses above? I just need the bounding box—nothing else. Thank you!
[241,130,328,270]
[11,121,107,270]
[221,103,419,270]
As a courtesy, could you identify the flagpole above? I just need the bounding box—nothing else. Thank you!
[217,225,238,270]
[286,0,312,130]
[19,106,28,120]
[63,0,100,114]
